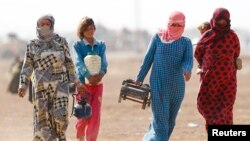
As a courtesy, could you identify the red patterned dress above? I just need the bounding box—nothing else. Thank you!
[194,8,240,131]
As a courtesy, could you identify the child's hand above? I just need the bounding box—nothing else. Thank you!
[196,68,202,75]
[93,73,103,83]
[76,84,87,94]
[88,76,98,85]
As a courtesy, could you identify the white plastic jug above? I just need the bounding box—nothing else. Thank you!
[84,51,101,84]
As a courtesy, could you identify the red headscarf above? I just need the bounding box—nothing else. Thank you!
[211,7,231,34]
[198,7,231,46]
[158,11,185,43]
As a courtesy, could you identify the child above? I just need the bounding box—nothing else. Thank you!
[73,16,108,141]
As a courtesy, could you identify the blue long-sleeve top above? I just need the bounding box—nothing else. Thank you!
[73,38,108,83]
[136,33,193,82]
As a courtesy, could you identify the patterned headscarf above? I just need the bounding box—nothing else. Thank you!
[158,11,185,43]
[36,14,55,42]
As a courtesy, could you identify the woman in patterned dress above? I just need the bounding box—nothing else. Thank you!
[135,11,193,141]
[195,7,240,131]
[18,14,85,141]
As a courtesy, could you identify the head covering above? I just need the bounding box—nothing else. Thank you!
[158,11,185,43]
[36,14,56,42]
[197,7,231,47]
[210,7,231,35]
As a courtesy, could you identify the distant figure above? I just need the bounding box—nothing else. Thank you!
[18,14,86,141]
[197,21,211,35]
[8,56,23,94]
[73,16,108,141]
[195,8,240,132]
[135,11,193,141]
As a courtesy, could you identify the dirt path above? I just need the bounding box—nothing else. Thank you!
[0,53,249,141]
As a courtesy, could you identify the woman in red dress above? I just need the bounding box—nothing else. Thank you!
[194,7,240,131]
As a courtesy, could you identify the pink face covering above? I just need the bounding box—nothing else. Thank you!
[158,11,185,43]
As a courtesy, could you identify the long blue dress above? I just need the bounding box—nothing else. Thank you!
[136,34,193,141]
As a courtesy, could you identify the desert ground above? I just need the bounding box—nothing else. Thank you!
[0,52,249,141]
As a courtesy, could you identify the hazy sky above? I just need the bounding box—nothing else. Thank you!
[0,0,249,39]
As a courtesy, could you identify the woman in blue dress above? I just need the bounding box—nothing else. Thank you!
[135,11,193,141]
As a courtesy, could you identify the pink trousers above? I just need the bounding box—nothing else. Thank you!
[76,84,103,141]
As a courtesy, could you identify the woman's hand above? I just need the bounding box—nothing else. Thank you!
[184,72,191,81]
[18,87,27,98]
[135,80,142,86]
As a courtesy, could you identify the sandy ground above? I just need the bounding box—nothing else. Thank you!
[0,52,249,141]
